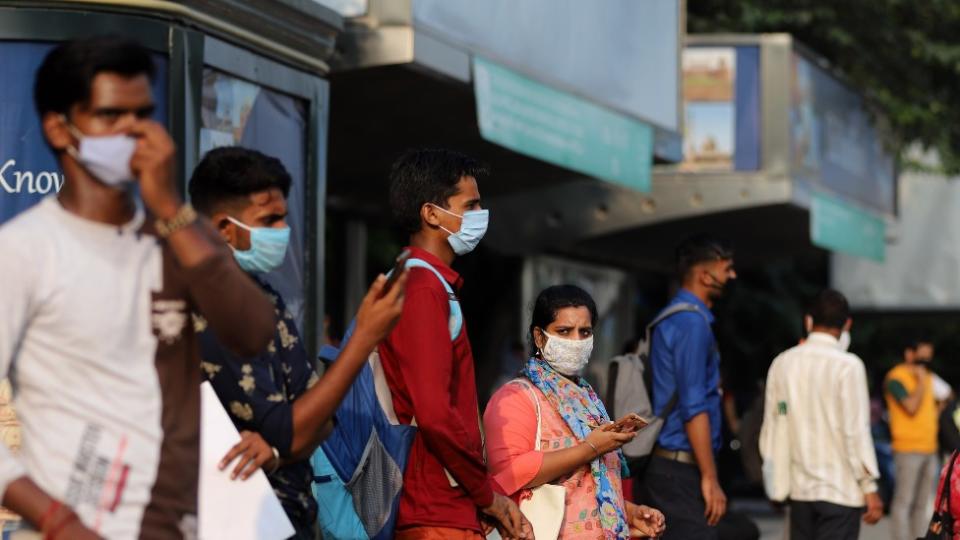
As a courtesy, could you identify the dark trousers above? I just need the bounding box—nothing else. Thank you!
[642,455,720,540]
[789,500,862,540]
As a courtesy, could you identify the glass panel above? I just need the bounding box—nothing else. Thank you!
[200,68,309,333]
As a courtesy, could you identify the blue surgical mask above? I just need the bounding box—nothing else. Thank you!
[431,204,489,255]
[227,216,290,273]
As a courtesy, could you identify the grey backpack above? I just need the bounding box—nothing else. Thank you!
[606,302,706,459]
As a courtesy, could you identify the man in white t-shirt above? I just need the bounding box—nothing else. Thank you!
[760,289,883,539]
[0,36,277,539]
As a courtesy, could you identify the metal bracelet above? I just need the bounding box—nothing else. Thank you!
[155,203,197,238]
[267,446,281,475]
[584,440,600,458]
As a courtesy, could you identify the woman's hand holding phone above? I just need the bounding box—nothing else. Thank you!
[611,413,649,434]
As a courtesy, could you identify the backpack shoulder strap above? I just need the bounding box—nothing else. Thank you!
[643,302,706,344]
[403,257,463,341]
[404,258,455,294]
[643,302,710,419]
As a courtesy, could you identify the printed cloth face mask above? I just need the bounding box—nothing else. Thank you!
[430,204,489,255]
[540,332,594,376]
[64,119,137,187]
[227,217,290,273]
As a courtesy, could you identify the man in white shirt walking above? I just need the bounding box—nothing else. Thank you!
[760,289,884,539]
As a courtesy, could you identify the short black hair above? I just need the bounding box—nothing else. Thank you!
[676,233,734,280]
[388,148,488,235]
[807,289,850,330]
[189,146,292,215]
[903,334,934,352]
[528,285,599,346]
[34,35,155,117]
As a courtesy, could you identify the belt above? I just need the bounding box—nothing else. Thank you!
[653,447,697,465]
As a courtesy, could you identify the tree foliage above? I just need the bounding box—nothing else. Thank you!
[688,0,960,172]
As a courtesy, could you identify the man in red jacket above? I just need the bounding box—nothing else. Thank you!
[378,148,529,540]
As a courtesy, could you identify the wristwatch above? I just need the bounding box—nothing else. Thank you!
[155,203,198,238]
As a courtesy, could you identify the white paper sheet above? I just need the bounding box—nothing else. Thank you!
[199,382,295,540]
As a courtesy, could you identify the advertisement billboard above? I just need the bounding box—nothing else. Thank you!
[680,46,760,172]
[791,52,895,215]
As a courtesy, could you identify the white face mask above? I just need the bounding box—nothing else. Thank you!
[838,330,851,352]
[65,120,137,187]
[540,331,593,376]
[806,315,852,351]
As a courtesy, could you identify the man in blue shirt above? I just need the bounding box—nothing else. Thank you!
[642,234,736,540]
[188,147,407,539]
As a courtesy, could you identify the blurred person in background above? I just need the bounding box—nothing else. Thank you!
[885,337,940,540]
[760,289,882,539]
[642,234,737,540]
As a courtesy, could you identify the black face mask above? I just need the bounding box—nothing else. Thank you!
[705,272,726,297]
[915,358,933,367]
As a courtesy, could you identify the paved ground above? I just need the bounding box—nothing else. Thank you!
[734,499,893,540]
[753,514,891,540]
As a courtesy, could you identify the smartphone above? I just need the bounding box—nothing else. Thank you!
[381,249,411,297]
[611,413,650,434]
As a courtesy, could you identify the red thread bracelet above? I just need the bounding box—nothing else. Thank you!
[38,500,62,533]
[44,510,78,540]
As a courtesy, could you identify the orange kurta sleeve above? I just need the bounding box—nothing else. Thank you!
[483,382,545,496]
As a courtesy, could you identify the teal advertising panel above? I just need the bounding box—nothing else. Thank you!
[811,191,885,262]
[473,56,654,192]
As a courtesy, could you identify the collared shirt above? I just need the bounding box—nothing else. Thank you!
[196,280,319,535]
[760,332,879,507]
[377,246,494,533]
[650,289,722,452]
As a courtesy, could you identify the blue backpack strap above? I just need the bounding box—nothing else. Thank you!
[402,258,462,341]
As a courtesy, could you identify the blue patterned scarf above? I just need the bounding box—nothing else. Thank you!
[522,357,629,539]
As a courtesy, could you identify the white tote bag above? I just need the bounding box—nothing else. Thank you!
[511,379,566,540]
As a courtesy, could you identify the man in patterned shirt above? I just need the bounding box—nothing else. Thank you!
[188,146,407,539]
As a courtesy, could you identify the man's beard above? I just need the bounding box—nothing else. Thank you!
[707,283,725,302]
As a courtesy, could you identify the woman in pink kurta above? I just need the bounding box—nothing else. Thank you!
[483,285,665,539]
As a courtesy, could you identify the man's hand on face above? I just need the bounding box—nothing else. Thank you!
[128,119,180,220]
[910,363,928,379]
